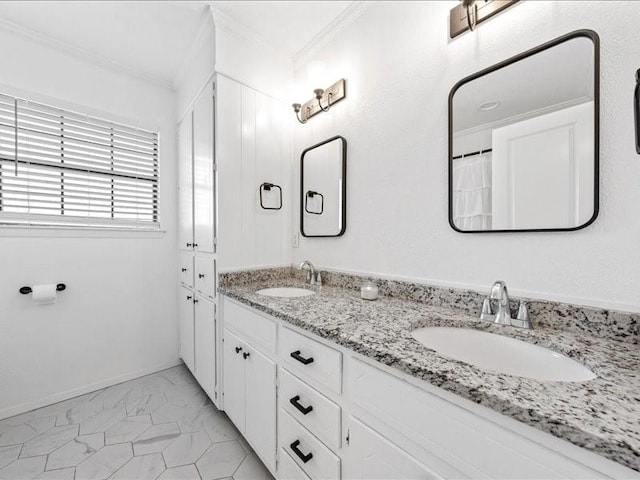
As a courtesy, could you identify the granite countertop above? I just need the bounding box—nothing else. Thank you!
[219,275,640,472]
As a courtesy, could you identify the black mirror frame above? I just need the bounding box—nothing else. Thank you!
[448,29,600,233]
[300,135,347,238]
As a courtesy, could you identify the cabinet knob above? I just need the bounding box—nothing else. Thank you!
[186,295,192,300]
[193,243,199,247]
[181,268,187,272]
[198,273,205,279]
[290,440,313,464]
[235,346,242,354]
[193,299,199,304]
[290,350,314,365]
[186,243,192,247]
[243,352,250,359]
[290,395,313,415]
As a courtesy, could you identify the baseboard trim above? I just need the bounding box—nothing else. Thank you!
[0,359,183,421]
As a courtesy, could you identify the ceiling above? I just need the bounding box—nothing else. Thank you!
[210,1,352,58]
[0,1,354,89]
[453,36,595,132]
[0,1,212,88]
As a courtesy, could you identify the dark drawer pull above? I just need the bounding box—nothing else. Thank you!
[243,352,250,359]
[290,395,313,415]
[290,440,313,464]
[193,299,199,304]
[198,273,205,278]
[181,268,187,272]
[193,243,199,247]
[186,295,192,300]
[290,350,314,365]
[186,242,192,247]
[235,346,242,354]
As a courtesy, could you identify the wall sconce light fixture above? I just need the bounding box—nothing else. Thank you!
[292,79,346,124]
[450,0,520,38]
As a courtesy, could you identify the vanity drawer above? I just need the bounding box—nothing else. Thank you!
[179,253,194,289]
[223,298,277,353]
[279,368,341,450]
[280,327,342,393]
[279,409,341,480]
[279,448,312,480]
[194,255,216,300]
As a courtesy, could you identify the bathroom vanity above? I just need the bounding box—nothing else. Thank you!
[215,268,640,480]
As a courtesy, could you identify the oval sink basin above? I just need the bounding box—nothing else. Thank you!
[411,327,595,382]
[256,287,315,298]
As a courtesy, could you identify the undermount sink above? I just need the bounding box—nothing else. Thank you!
[411,327,596,382]
[256,287,315,298]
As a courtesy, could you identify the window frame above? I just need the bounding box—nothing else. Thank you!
[0,91,162,233]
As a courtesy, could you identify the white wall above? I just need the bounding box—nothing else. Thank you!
[175,12,216,122]
[0,28,179,418]
[213,11,293,102]
[292,1,640,312]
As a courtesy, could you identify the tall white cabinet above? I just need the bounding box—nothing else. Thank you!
[178,81,218,404]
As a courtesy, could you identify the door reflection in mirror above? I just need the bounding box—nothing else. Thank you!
[449,30,599,232]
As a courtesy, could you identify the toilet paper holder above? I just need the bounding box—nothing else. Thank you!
[20,284,66,295]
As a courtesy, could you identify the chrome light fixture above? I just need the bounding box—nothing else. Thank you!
[291,79,347,124]
[449,0,520,38]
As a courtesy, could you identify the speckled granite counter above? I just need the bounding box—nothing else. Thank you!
[219,267,640,472]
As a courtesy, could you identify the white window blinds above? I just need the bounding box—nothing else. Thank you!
[0,93,159,229]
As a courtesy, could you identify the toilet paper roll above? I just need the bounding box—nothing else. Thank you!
[31,284,57,305]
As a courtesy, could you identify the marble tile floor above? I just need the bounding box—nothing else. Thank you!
[0,365,274,480]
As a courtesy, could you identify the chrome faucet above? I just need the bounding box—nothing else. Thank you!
[480,280,532,329]
[298,260,321,285]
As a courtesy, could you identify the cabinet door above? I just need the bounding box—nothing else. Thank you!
[223,328,246,432]
[194,296,216,400]
[178,112,194,250]
[179,253,194,289]
[344,417,441,480]
[179,287,195,373]
[194,255,216,300]
[245,345,277,473]
[193,83,216,253]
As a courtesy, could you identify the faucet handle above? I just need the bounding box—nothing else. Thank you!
[512,302,533,329]
[480,297,493,321]
[517,302,529,321]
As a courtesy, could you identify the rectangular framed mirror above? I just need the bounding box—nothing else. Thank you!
[300,135,347,237]
[449,30,599,233]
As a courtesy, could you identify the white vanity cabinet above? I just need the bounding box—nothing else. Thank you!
[193,82,216,254]
[222,301,277,473]
[220,297,639,480]
[343,417,440,480]
[194,255,216,300]
[177,80,219,406]
[178,289,216,399]
[178,112,194,251]
[194,296,216,400]
[178,287,195,373]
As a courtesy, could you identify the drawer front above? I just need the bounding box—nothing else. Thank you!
[279,369,341,450]
[194,255,216,300]
[347,358,603,479]
[179,253,194,289]
[223,298,277,353]
[279,410,341,480]
[280,327,342,393]
[279,448,311,480]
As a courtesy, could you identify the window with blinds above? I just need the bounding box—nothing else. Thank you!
[0,93,159,229]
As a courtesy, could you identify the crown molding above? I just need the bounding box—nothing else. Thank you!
[0,17,175,91]
[293,1,373,67]
[209,4,290,61]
